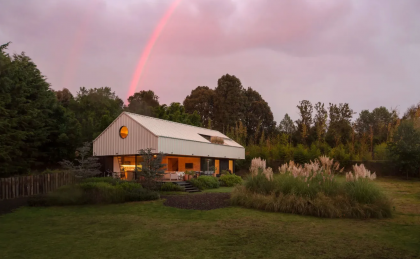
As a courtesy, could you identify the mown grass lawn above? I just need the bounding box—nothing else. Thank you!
[0,178,419,259]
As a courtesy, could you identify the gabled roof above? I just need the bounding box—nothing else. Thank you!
[124,112,243,148]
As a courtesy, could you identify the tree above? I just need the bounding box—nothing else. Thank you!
[68,87,123,142]
[136,148,166,190]
[59,142,101,178]
[0,43,81,175]
[213,74,245,133]
[243,87,276,145]
[355,107,396,144]
[403,102,420,120]
[295,100,313,145]
[326,103,353,147]
[125,90,160,117]
[226,121,247,147]
[388,120,420,178]
[155,102,202,127]
[313,102,328,143]
[55,88,74,108]
[183,86,215,127]
[278,114,295,145]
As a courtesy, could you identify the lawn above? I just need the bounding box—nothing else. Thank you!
[0,178,419,259]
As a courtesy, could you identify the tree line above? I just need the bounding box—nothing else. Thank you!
[1,42,419,177]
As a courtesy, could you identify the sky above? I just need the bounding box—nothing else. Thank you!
[1,0,419,123]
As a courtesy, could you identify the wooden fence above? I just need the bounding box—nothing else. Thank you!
[0,172,76,200]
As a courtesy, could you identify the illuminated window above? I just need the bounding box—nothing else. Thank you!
[119,126,128,139]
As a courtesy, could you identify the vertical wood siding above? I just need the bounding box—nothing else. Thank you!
[93,114,158,156]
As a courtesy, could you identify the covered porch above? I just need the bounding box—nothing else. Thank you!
[111,155,233,181]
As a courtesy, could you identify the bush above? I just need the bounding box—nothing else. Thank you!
[374,143,390,160]
[189,176,220,190]
[232,156,392,219]
[220,174,242,187]
[160,182,184,192]
[29,180,157,206]
[125,188,159,201]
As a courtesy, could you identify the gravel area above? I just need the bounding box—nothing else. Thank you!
[163,193,231,210]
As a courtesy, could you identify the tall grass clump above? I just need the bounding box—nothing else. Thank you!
[231,156,392,218]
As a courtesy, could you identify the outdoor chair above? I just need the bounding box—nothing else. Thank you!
[170,173,178,181]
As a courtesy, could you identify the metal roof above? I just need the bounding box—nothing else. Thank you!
[124,112,243,148]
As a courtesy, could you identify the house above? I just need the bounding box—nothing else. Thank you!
[93,112,245,180]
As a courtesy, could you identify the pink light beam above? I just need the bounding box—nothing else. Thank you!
[127,0,182,101]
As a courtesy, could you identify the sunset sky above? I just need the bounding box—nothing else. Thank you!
[1,0,419,122]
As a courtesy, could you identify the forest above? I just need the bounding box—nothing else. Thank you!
[1,42,420,177]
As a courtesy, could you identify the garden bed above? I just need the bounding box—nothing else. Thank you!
[163,193,230,210]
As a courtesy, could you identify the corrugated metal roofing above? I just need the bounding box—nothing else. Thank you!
[124,112,243,148]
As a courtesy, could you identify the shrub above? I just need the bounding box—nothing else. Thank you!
[29,180,156,206]
[189,176,220,190]
[220,174,242,187]
[160,182,184,192]
[83,177,123,185]
[232,156,392,219]
[124,188,159,201]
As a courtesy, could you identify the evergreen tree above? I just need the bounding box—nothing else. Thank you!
[183,86,215,127]
[0,43,81,175]
[213,74,245,133]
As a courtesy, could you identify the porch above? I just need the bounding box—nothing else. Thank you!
[158,171,217,182]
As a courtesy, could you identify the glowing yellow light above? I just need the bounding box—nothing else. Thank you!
[120,126,128,139]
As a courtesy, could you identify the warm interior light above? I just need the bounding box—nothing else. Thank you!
[119,126,128,139]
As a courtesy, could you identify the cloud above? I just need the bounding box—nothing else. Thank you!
[1,0,419,122]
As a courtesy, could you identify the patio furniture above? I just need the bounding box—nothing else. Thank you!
[170,173,178,181]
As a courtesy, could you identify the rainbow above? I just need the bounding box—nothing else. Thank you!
[127,0,182,101]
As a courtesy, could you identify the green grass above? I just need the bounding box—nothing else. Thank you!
[202,187,234,193]
[0,178,419,258]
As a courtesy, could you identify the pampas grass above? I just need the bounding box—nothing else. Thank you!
[232,156,392,219]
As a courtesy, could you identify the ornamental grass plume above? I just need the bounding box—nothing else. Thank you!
[249,157,273,180]
[238,155,391,219]
[346,164,377,182]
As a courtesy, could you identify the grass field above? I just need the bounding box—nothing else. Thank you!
[0,178,419,259]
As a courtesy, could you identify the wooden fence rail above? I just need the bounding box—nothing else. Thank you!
[0,172,76,200]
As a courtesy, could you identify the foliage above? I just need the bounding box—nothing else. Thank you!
[278,113,295,145]
[125,90,160,117]
[210,136,224,144]
[136,148,166,190]
[219,174,242,187]
[326,103,354,147]
[388,120,420,177]
[374,143,390,160]
[232,156,391,218]
[213,74,246,133]
[160,182,184,192]
[183,86,215,127]
[243,87,276,145]
[68,86,123,143]
[0,44,81,175]
[28,178,157,206]
[189,176,220,190]
[155,102,201,127]
[59,142,101,178]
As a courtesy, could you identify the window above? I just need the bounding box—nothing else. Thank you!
[185,163,193,169]
[119,126,128,139]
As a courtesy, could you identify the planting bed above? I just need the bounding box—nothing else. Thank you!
[163,193,230,210]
